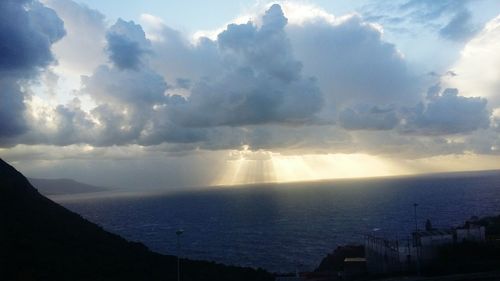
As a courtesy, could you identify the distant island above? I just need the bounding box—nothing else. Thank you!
[28,178,108,195]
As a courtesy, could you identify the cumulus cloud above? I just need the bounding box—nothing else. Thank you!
[0,0,64,77]
[0,0,64,141]
[443,15,500,107]
[2,1,499,163]
[43,0,107,75]
[287,13,419,118]
[402,87,490,135]
[81,65,167,105]
[149,26,223,84]
[168,4,323,127]
[0,79,28,138]
[106,19,151,70]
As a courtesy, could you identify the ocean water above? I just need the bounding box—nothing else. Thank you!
[54,171,500,273]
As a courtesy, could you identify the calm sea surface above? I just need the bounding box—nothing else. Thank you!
[54,171,500,273]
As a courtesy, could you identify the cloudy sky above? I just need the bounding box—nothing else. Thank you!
[1,0,500,189]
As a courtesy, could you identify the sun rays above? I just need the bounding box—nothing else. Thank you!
[212,150,410,186]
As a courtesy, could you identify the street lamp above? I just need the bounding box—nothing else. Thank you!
[413,203,418,232]
[413,203,420,276]
[176,229,184,281]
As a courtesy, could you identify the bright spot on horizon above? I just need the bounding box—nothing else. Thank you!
[213,151,412,186]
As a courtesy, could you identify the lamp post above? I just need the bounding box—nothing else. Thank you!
[176,229,184,281]
[413,203,420,276]
[413,203,418,232]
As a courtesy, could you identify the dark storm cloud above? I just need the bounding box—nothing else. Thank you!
[0,79,28,138]
[106,19,151,70]
[0,0,64,141]
[0,0,64,77]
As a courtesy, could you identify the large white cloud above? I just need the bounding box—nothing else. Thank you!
[43,0,106,75]
[444,15,500,108]
[289,14,419,109]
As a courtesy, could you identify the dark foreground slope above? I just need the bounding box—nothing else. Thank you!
[0,159,273,281]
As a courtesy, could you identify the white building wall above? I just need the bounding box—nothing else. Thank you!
[456,226,485,242]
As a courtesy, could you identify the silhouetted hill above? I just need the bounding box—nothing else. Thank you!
[0,159,273,281]
[28,178,108,195]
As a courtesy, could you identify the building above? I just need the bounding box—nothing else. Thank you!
[455,224,485,242]
[412,229,454,266]
[413,229,454,247]
[342,257,367,280]
[365,224,486,275]
[365,235,407,274]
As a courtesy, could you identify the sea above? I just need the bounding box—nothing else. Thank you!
[52,171,500,273]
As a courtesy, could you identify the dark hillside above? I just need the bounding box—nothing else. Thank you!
[0,159,273,281]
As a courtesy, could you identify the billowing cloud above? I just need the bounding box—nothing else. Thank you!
[403,87,490,135]
[1,1,499,165]
[444,15,500,107]
[0,79,27,138]
[167,4,323,127]
[43,0,107,75]
[0,0,64,77]
[0,0,64,141]
[106,19,151,70]
[287,13,419,118]
[148,25,222,84]
[82,65,167,105]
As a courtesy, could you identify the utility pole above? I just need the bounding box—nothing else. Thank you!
[413,203,420,276]
[413,203,418,232]
[176,229,184,281]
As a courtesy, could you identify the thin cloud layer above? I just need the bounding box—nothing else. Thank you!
[439,9,479,41]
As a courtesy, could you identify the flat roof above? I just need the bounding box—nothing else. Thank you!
[344,257,366,262]
[413,230,454,236]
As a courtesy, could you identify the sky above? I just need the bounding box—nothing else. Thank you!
[1,0,500,189]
